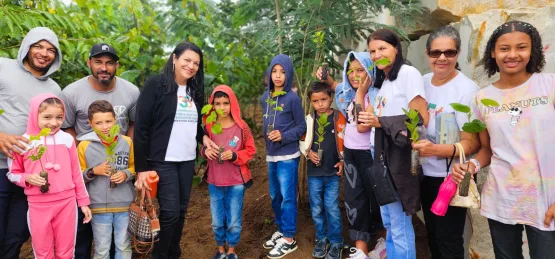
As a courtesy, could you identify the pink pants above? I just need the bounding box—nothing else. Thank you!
[27,196,77,259]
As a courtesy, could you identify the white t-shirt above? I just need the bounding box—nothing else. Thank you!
[421,72,479,177]
[475,73,555,231]
[165,85,198,161]
[374,65,426,117]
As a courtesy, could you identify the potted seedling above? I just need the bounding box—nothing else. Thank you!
[449,98,499,196]
[94,125,120,188]
[218,146,225,165]
[313,112,330,166]
[403,108,425,176]
[25,128,51,193]
[263,90,286,134]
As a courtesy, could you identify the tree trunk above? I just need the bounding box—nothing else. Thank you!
[274,0,283,54]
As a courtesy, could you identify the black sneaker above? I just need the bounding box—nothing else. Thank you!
[263,231,283,249]
[312,238,329,258]
[267,238,298,258]
[213,251,226,259]
[325,244,343,259]
[227,253,239,259]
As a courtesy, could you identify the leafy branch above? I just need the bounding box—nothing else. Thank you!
[263,90,286,118]
[94,124,120,188]
[26,128,51,193]
[313,112,330,150]
[201,104,225,135]
[402,108,420,142]
[346,58,391,85]
[450,98,499,196]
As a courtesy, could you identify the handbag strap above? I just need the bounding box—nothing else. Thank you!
[455,142,466,165]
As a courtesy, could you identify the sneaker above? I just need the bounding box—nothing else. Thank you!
[368,238,386,259]
[213,251,227,259]
[267,238,298,258]
[348,247,370,259]
[312,238,329,258]
[325,244,343,259]
[263,231,283,249]
[227,253,239,259]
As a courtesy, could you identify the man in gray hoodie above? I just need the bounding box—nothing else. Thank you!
[0,27,62,259]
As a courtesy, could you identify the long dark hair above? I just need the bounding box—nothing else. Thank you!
[367,29,405,88]
[162,42,204,107]
[483,21,545,77]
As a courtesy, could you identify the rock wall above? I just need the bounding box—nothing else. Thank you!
[407,6,555,88]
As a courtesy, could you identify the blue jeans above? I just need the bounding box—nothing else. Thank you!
[91,212,132,259]
[308,176,343,245]
[209,184,245,247]
[268,157,300,238]
[381,200,416,259]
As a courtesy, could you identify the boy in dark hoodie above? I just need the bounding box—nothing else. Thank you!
[201,85,256,259]
[261,54,306,258]
[77,100,135,259]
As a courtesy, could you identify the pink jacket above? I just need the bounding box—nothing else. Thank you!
[7,93,90,206]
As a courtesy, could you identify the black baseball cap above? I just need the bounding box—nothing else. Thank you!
[89,43,119,60]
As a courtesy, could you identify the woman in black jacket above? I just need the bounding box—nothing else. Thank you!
[133,42,216,259]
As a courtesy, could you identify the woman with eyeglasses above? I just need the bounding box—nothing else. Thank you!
[411,26,480,259]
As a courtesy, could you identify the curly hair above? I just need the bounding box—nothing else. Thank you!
[483,21,545,77]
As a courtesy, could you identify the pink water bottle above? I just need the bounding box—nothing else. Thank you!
[431,175,457,216]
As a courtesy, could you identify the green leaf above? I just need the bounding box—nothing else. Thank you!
[450,103,471,114]
[273,91,286,97]
[38,128,51,137]
[201,104,213,115]
[109,125,120,139]
[206,111,217,124]
[0,109,4,115]
[216,108,224,116]
[129,42,140,57]
[373,58,391,67]
[461,120,487,133]
[480,98,499,107]
[274,106,283,111]
[211,123,223,135]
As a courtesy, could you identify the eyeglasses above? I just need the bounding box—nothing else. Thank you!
[428,49,458,58]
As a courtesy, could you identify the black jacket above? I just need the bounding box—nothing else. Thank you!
[133,74,204,172]
[375,115,422,215]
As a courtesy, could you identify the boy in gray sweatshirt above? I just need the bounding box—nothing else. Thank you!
[77,100,135,259]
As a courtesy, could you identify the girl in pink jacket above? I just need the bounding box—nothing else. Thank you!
[7,93,91,259]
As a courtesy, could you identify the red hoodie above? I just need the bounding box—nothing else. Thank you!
[201,85,256,185]
[7,93,90,206]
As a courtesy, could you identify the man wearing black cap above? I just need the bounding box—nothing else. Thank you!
[60,43,139,259]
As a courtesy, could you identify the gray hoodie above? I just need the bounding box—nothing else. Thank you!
[0,27,62,169]
[77,131,135,214]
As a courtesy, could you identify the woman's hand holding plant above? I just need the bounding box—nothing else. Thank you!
[451,162,476,184]
[411,140,436,157]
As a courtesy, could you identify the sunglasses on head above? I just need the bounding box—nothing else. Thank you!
[428,49,458,58]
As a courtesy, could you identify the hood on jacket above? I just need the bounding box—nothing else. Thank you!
[267,54,294,92]
[341,51,375,90]
[204,85,248,130]
[27,93,65,136]
[18,27,62,80]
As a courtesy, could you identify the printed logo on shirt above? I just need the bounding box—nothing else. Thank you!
[229,136,239,147]
[482,96,549,115]
[508,107,523,126]
[376,96,387,116]
[179,95,194,108]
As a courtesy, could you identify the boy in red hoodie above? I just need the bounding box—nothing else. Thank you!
[201,85,256,259]
[7,93,91,259]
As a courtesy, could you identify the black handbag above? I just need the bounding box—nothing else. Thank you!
[369,130,398,206]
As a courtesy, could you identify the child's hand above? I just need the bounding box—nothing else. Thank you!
[93,161,111,176]
[221,150,234,161]
[26,174,46,187]
[544,203,555,228]
[81,206,92,223]
[308,150,320,165]
[205,148,219,160]
[335,161,344,176]
[110,171,127,184]
[268,130,282,142]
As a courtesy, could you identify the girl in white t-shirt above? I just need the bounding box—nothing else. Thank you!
[452,21,555,258]
[361,28,429,259]
[412,26,480,259]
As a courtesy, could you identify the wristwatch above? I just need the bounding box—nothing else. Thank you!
[469,159,481,173]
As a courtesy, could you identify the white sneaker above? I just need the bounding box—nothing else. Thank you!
[368,238,387,259]
[263,231,283,249]
[267,238,298,258]
[348,247,370,259]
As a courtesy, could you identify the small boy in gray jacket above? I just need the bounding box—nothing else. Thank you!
[78,100,135,259]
